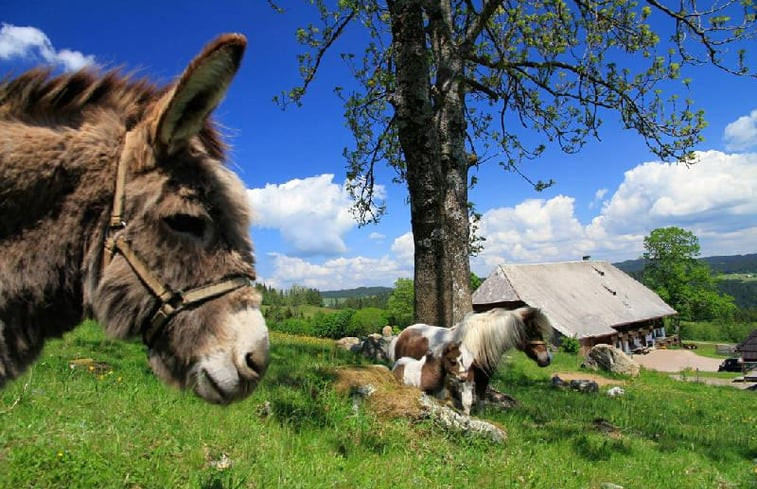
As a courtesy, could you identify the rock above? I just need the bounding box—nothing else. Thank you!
[554,375,598,393]
[483,387,519,409]
[582,344,640,377]
[361,333,392,362]
[418,394,507,443]
[569,379,599,393]
[336,337,361,352]
[382,325,394,337]
[606,386,626,397]
[600,483,624,489]
[551,375,567,388]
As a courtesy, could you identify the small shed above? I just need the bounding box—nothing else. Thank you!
[736,330,757,362]
[472,261,677,354]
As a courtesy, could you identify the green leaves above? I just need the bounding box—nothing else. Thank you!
[642,227,736,321]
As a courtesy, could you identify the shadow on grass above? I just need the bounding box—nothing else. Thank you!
[261,338,358,432]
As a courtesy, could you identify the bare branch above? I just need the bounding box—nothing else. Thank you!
[463,0,502,49]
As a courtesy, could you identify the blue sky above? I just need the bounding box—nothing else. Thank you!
[2,1,756,291]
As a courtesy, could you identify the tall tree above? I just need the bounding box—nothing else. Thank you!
[642,227,736,321]
[386,278,415,327]
[276,0,755,327]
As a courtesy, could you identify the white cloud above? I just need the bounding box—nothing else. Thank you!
[724,109,757,151]
[261,253,410,290]
[589,188,608,209]
[0,23,95,71]
[253,152,756,288]
[248,174,385,257]
[369,232,386,241]
[473,195,590,273]
[390,232,415,267]
[247,174,356,256]
[472,150,757,275]
[590,151,757,235]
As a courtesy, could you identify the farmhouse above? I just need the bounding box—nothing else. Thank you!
[472,261,677,354]
[736,329,757,363]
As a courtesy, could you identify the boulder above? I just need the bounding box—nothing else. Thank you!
[418,394,507,443]
[569,379,599,393]
[606,386,626,397]
[552,375,599,393]
[361,333,392,362]
[582,344,640,377]
[336,337,361,352]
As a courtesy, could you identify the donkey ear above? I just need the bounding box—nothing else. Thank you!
[151,34,246,155]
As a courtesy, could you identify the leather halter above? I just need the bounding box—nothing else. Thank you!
[102,130,254,345]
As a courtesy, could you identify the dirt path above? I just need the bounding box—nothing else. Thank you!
[632,349,722,372]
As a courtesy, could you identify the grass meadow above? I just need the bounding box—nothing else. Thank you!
[1,320,755,488]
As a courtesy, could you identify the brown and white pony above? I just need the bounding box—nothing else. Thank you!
[392,341,475,414]
[0,34,269,404]
[388,307,553,400]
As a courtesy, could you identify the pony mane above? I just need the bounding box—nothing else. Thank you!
[0,68,225,159]
[458,307,551,373]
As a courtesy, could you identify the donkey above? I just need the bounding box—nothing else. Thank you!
[0,34,269,404]
[392,341,475,414]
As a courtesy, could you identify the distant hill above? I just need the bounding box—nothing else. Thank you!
[321,286,393,299]
[613,253,757,275]
[613,253,757,310]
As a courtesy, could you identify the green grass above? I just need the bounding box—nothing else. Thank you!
[682,341,735,359]
[1,321,756,489]
[720,273,757,282]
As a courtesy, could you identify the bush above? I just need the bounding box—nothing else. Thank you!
[679,320,754,343]
[312,309,356,338]
[270,317,313,337]
[560,335,581,354]
[348,307,388,337]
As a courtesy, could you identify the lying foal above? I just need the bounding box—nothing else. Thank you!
[392,341,475,414]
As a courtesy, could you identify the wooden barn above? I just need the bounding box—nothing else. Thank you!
[472,261,677,354]
[736,330,757,362]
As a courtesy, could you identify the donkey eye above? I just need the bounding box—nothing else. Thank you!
[164,213,207,238]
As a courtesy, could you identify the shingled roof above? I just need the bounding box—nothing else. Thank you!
[736,330,757,361]
[472,261,677,339]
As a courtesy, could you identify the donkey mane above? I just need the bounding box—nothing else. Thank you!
[457,307,551,374]
[0,68,224,159]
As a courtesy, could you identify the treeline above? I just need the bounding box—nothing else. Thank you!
[717,279,757,310]
[256,284,322,307]
[322,292,391,310]
[270,307,390,339]
[255,284,391,310]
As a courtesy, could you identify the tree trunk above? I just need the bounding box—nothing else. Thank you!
[388,0,472,327]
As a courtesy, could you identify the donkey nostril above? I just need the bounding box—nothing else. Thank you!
[243,352,267,379]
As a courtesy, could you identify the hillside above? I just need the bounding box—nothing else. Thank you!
[613,253,757,309]
[321,286,393,299]
[613,253,757,275]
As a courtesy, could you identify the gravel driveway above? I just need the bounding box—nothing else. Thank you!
[631,349,723,372]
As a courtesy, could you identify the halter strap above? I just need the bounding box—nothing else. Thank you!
[102,130,253,345]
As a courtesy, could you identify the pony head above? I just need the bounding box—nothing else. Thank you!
[516,307,553,367]
[441,341,475,415]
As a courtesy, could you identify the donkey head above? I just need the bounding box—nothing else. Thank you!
[91,34,268,404]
